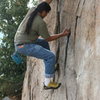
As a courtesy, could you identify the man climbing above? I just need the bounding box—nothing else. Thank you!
[14,0,70,89]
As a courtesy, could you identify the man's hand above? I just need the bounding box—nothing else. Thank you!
[43,0,53,4]
[61,28,71,36]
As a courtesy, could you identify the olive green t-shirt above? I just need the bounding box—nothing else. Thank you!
[14,8,50,44]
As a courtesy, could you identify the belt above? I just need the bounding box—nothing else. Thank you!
[16,43,24,46]
[16,42,35,46]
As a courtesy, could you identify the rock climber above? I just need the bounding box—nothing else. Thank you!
[14,0,70,89]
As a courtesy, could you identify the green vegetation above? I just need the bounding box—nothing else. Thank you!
[0,0,38,98]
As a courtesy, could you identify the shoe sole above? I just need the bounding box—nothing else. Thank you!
[43,83,61,90]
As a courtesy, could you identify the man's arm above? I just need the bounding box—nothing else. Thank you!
[45,29,70,42]
[45,33,65,41]
[43,0,53,4]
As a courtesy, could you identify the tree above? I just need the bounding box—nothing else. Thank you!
[0,0,29,98]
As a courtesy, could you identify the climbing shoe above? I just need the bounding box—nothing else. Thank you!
[44,82,61,90]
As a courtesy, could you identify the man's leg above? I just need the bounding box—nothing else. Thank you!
[34,39,60,87]
[34,38,50,50]
[16,43,54,76]
[16,42,61,89]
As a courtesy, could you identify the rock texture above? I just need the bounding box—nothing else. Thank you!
[22,0,100,100]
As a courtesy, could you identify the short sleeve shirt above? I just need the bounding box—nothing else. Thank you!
[38,19,50,39]
[31,15,50,39]
[14,8,50,44]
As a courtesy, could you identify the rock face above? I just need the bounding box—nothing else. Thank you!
[22,0,100,100]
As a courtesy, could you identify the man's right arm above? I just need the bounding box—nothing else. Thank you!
[45,33,65,41]
[45,29,70,42]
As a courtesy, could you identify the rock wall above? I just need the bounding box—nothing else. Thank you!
[22,0,100,100]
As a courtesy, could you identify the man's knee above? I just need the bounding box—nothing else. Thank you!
[49,53,56,61]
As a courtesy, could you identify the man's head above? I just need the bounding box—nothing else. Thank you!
[38,10,49,18]
[37,2,51,18]
[26,2,51,34]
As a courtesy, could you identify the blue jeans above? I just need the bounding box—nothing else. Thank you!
[15,39,55,78]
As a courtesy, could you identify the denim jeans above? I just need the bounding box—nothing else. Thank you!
[15,39,55,78]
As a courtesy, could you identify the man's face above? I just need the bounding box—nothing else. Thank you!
[41,11,49,18]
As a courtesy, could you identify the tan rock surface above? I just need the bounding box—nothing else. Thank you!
[22,0,100,100]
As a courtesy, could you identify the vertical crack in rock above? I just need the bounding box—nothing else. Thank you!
[28,72,31,100]
[32,87,34,100]
[64,33,71,76]
[57,0,60,33]
[76,0,81,15]
[74,82,78,100]
[76,0,86,17]
[66,87,68,100]
[50,90,54,100]
[74,16,78,55]
[55,0,60,77]
[94,0,96,28]
[27,60,34,100]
